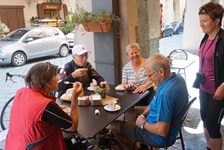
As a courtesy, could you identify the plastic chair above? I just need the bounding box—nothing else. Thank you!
[133,97,197,150]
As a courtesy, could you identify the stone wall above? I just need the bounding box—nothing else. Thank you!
[135,0,160,58]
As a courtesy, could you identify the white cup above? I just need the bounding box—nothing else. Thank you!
[107,100,117,110]
[90,82,97,91]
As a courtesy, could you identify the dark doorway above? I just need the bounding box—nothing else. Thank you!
[0,5,25,32]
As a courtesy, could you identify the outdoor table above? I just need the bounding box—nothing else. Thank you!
[57,85,150,139]
[171,59,195,81]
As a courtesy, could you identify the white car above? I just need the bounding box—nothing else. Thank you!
[0,27,69,66]
[66,31,75,50]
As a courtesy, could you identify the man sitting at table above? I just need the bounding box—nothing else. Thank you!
[109,54,188,149]
[57,44,107,98]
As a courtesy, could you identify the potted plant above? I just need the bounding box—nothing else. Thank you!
[66,5,121,32]
[94,84,110,98]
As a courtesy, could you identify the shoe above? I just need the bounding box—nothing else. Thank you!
[139,143,148,150]
[100,128,112,135]
[99,137,110,149]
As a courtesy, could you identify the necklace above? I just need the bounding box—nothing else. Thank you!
[201,30,220,69]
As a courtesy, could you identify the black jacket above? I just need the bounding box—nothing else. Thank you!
[57,60,105,98]
[200,28,224,89]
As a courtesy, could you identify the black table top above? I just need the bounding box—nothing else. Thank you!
[57,85,150,139]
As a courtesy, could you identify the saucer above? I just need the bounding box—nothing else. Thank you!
[104,105,121,112]
[87,86,94,91]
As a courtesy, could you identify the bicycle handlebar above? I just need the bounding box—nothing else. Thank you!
[5,72,25,83]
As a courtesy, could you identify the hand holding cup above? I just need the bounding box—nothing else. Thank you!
[72,82,83,103]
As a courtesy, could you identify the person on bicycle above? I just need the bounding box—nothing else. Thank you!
[57,44,107,98]
[5,62,83,150]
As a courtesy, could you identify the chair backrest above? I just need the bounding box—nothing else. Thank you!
[168,49,188,60]
[164,97,197,147]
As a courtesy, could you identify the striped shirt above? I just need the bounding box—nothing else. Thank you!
[122,59,148,87]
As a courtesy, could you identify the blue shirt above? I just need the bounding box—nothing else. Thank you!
[146,72,188,146]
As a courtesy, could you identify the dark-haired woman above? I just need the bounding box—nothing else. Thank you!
[5,62,82,150]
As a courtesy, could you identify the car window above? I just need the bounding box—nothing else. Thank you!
[27,29,44,40]
[53,29,60,35]
[167,24,171,28]
[42,28,56,37]
[1,30,28,41]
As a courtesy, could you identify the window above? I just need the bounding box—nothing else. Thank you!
[43,28,55,37]
[3,30,28,41]
[27,29,44,40]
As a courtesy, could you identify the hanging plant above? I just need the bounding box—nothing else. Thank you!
[66,5,121,32]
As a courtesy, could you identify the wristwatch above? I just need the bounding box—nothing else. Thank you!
[140,122,146,129]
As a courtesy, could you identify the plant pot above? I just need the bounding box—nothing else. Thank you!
[82,18,112,32]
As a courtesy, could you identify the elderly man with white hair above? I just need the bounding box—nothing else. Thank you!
[58,44,106,98]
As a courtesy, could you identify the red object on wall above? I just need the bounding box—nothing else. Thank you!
[160,3,163,38]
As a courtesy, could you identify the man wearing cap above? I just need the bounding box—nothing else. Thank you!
[57,44,106,98]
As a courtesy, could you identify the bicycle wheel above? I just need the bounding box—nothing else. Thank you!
[1,96,14,130]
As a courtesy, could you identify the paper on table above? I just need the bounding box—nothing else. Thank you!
[60,88,84,101]
[60,105,71,113]
[60,93,72,101]
[115,84,124,91]
[101,95,118,105]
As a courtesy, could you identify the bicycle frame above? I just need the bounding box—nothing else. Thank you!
[1,73,25,130]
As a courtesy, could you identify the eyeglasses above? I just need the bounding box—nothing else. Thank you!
[46,62,51,73]
[45,62,56,77]
[146,69,159,78]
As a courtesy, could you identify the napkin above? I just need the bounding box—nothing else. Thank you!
[60,88,84,101]
[115,84,124,91]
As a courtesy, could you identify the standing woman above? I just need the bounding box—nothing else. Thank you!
[198,2,224,150]
[5,62,83,150]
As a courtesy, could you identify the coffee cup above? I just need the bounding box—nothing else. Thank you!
[90,82,97,91]
[107,100,117,110]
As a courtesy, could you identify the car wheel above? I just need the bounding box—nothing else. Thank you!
[12,52,27,67]
[162,32,166,38]
[59,45,69,57]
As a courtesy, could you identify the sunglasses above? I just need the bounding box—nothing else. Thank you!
[199,9,209,14]
[45,62,52,74]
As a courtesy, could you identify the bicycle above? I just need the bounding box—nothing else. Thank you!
[0,72,25,130]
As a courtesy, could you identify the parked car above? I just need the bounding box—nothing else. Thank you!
[0,27,69,66]
[171,21,184,34]
[66,30,75,50]
[162,23,174,38]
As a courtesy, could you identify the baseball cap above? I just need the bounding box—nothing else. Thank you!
[72,44,91,55]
